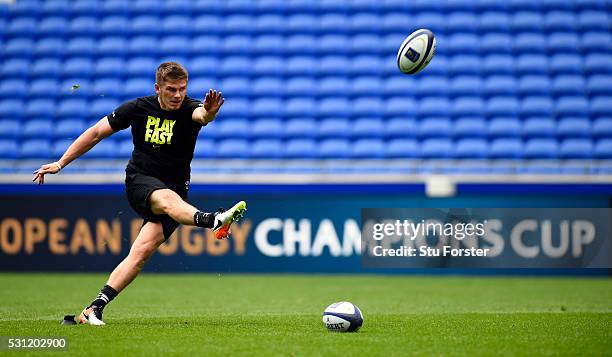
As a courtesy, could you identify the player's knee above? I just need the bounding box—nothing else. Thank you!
[150,189,179,215]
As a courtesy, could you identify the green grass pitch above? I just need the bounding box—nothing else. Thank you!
[0,273,610,356]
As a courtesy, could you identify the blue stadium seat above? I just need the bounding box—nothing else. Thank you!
[552,75,586,96]
[421,138,454,158]
[350,56,382,76]
[482,55,514,75]
[68,17,99,37]
[285,118,317,139]
[217,120,250,139]
[555,97,590,117]
[318,139,351,158]
[516,55,548,75]
[221,56,251,78]
[85,140,118,159]
[100,0,131,16]
[54,119,86,139]
[545,11,577,32]
[0,59,30,79]
[480,33,512,54]
[585,54,612,74]
[0,99,24,119]
[487,97,520,117]
[352,98,384,117]
[455,138,489,158]
[484,76,517,97]
[160,36,191,56]
[34,37,65,57]
[582,32,611,53]
[285,14,316,34]
[22,120,53,139]
[318,35,349,55]
[193,139,215,159]
[24,100,55,119]
[253,36,284,55]
[214,99,245,118]
[251,139,284,159]
[385,97,417,118]
[349,13,381,33]
[578,11,610,31]
[418,117,452,138]
[385,118,417,138]
[285,139,317,158]
[98,16,129,37]
[514,33,547,54]
[255,15,285,34]
[162,16,191,36]
[507,0,540,11]
[417,98,451,118]
[351,118,385,138]
[557,117,591,139]
[4,38,34,58]
[592,118,612,138]
[350,76,382,98]
[386,139,419,158]
[221,77,250,98]
[222,36,252,55]
[518,76,551,96]
[452,97,486,118]
[520,97,554,117]
[512,12,544,32]
[283,98,316,118]
[490,137,523,157]
[251,119,284,139]
[414,13,445,34]
[384,76,416,97]
[319,118,351,138]
[316,77,350,96]
[418,77,450,98]
[56,99,88,119]
[450,56,482,76]
[251,98,283,118]
[6,18,36,38]
[594,139,612,158]
[318,98,351,118]
[190,56,220,77]
[97,37,128,57]
[524,138,559,158]
[0,120,21,139]
[448,34,480,54]
[548,33,580,53]
[19,139,52,159]
[590,96,612,117]
[381,13,412,33]
[65,38,96,58]
[447,12,478,33]
[122,79,153,99]
[253,57,284,76]
[453,117,487,138]
[559,139,593,158]
[37,17,68,38]
[285,78,316,98]
[92,78,122,98]
[128,37,158,57]
[352,139,386,159]
[162,0,193,15]
[130,16,161,36]
[40,1,71,16]
[550,54,583,74]
[285,36,317,55]
[523,117,556,137]
[0,140,18,159]
[0,80,27,99]
[286,56,317,76]
[350,35,382,55]
[488,117,522,137]
[316,14,347,34]
[587,75,612,96]
[192,16,223,35]
[478,12,511,32]
[94,58,126,79]
[90,98,120,119]
[62,58,94,79]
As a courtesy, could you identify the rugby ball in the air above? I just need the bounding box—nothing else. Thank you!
[397,29,436,74]
[322,301,363,332]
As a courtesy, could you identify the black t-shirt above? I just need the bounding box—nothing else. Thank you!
[107,95,203,183]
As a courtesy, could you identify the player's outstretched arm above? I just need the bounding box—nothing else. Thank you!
[192,89,225,125]
[32,117,115,184]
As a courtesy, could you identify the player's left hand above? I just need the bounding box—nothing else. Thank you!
[203,89,224,121]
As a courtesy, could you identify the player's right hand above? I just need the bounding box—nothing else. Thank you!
[32,162,61,185]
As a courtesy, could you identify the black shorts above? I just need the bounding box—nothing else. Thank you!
[125,172,188,240]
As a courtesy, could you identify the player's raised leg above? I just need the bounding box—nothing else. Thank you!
[149,188,247,239]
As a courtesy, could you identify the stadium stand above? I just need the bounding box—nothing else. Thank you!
[0,0,610,175]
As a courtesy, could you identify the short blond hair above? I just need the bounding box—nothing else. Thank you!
[156,62,188,84]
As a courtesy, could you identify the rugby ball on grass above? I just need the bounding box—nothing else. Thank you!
[397,29,436,74]
[322,301,363,332]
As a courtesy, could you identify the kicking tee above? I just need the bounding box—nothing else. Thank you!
[107,95,203,183]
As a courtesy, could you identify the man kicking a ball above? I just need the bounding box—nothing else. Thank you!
[32,62,246,326]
